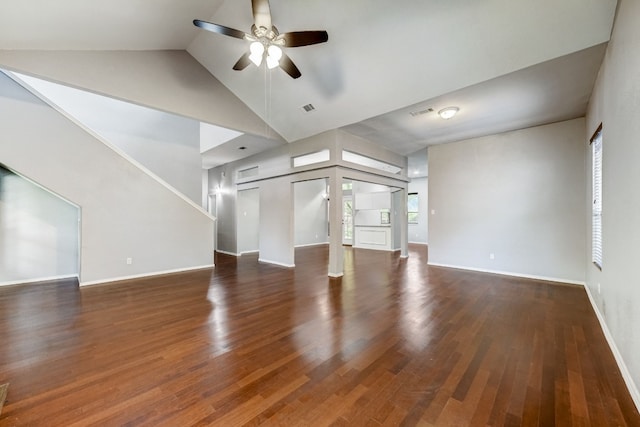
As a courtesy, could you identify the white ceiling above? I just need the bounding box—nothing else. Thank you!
[0,0,224,50]
[341,43,608,156]
[0,0,618,170]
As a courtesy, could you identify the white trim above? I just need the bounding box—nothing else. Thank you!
[0,164,80,209]
[6,71,214,221]
[258,259,295,268]
[584,285,640,411]
[400,255,409,259]
[426,262,586,286]
[328,272,344,278]
[216,250,240,257]
[0,274,78,287]
[353,246,395,253]
[239,250,259,255]
[408,241,428,245]
[79,264,214,287]
[294,242,330,248]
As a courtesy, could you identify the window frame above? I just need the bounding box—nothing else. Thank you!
[591,124,603,270]
[407,192,419,224]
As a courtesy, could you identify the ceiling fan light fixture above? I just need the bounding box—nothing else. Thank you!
[193,0,328,78]
[266,45,282,69]
[249,41,265,66]
[438,106,459,120]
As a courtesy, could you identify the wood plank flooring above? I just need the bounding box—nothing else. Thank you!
[0,244,638,426]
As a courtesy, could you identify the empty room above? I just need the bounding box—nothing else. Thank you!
[1,0,640,425]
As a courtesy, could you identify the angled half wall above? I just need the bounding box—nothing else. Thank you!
[0,164,79,286]
[0,71,215,285]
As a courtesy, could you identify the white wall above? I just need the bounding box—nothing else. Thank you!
[13,74,203,204]
[294,179,329,247]
[0,50,273,138]
[237,188,259,254]
[101,130,202,203]
[408,176,428,244]
[259,177,294,267]
[585,0,640,405]
[0,166,79,285]
[428,118,586,283]
[0,71,214,285]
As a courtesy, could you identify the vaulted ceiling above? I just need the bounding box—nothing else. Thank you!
[0,0,617,169]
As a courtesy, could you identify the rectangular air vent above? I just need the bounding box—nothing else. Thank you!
[302,103,315,113]
[409,107,434,117]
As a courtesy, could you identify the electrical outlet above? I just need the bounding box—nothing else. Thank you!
[431,209,436,215]
[597,283,601,294]
[126,257,133,265]
[489,253,495,260]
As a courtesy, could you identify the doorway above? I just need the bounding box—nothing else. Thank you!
[342,196,353,245]
[237,188,260,254]
[207,193,217,251]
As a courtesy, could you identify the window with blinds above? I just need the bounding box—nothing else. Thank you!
[591,124,603,269]
[408,193,419,224]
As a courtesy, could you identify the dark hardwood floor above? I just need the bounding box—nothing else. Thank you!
[0,245,638,426]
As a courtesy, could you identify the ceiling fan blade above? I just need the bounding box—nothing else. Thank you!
[279,52,302,79]
[280,31,329,47]
[193,19,248,40]
[233,52,252,70]
[251,0,272,30]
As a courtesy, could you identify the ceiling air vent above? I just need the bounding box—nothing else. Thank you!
[302,103,316,113]
[409,107,434,117]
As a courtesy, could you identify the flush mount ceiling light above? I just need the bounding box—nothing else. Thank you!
[438,106,459,120]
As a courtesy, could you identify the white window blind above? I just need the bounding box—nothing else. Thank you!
[591,126,603,269]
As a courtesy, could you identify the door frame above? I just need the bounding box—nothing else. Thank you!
[342,195,353,245]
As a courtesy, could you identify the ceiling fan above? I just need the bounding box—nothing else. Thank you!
[194,0,329,79]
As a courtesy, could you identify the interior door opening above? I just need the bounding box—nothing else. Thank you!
[342,195,353,245]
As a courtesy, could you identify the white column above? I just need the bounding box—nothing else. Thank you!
[400,186,409,258]
[328,168,344,277]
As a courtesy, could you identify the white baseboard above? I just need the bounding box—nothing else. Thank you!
[258,258,295,268]
[295,242,330,248]
[80,264,215,287]
[328,272,344,278]
[426,262,586,286]
[239,250,259,255]
[0,274,79,287]
[353,246,396,253]
[584,285,640,411]
[408,241,428,245]
[216,250,240,257]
